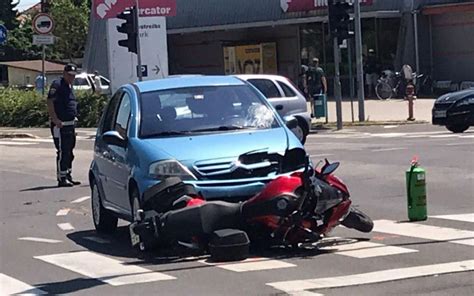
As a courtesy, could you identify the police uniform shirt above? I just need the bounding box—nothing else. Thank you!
[47,78,78,122]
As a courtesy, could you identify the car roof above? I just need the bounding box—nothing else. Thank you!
[134,75,246,93]
[235,74,288,81]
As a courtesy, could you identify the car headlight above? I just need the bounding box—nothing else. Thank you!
[149,160,197,180]
[456,98,474,107]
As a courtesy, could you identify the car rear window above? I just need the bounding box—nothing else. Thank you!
[247,79,281,98]
[277,81,297,97]
[73,78,89,86]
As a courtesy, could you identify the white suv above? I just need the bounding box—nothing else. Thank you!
[73,73,111,95]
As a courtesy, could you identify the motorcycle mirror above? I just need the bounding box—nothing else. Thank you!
[322,162,340,175]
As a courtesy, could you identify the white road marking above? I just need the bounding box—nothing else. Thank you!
[18,237,62,244]
[370,133,407,138]
[429,134,458,138]
[383,125,399,129]
[35,251,175,286]
[462,135,474,138]
[371,147,407,152]
[267,260,474,293]
[289,291,325,296]
[374,219,474,246]
[57,223,75,231]
[0,273,46,295]
[83,236,111,244]
[319,240,418,258]
[56,208,70,216]
[445,142,474,146]
[71,196,90,203]
[310,154,334,158]
[0,141,36,146]
[200,257,296,272]
[430,213,474,223]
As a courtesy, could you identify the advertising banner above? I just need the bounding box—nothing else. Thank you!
[94,0,176,19]
[224,43,278,75]
[107,16,168,93]
[280,0,373,13]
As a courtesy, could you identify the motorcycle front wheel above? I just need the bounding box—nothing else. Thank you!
[341,207,374,233]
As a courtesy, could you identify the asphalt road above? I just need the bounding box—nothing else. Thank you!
[1,124,473,295]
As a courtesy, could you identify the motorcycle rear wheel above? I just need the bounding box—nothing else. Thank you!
[341,207,374,233]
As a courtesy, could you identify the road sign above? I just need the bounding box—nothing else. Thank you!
[33,34,55,45]
[137,65,148,77]
[0,25,7,45]
[33,13,54,34]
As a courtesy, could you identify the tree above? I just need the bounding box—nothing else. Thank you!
[0,0,19,30]
[50,0,90,61]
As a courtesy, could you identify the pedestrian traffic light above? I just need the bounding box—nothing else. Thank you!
[116,7,138,54]
[328,0,354,45]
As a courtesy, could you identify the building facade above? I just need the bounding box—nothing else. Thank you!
[84,0,474,92]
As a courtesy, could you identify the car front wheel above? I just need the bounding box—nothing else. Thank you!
[446,124,469,133]
[91,180,118,234]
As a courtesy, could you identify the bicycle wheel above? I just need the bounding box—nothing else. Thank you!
[375,82,393,100]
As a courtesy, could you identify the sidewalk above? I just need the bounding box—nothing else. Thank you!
[313,98,434,124]
[0,99,435,138]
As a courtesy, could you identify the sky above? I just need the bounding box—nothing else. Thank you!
[17,0,40,12]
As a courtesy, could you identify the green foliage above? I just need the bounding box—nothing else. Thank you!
[0,88,108,127]
[50,0,90,61]
[0,0,19,30]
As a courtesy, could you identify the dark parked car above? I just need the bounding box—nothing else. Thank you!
[432,88,474,133]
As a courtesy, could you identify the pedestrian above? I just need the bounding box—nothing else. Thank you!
[35,74,46,93]
[92,70,102,94]
[401,64,414,98]
[306,58,327,117]
[364,49,379,98]
[46,63,81,187]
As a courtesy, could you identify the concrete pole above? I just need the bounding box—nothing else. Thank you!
[413,10,420,75]
[42,45,45,96]
[354,0,365,122]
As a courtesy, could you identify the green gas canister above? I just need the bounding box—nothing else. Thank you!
[406,157,427,221]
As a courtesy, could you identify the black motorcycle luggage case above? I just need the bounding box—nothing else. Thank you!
[208,229,250,262]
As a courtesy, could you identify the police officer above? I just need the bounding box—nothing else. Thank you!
[47,63,81,187]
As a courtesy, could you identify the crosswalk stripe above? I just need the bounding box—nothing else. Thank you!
[71,196,90,203]
[56,208,70,216]
[374,219,474,246]
[0,273,46,295]
[318,239,418,258]
[200,257,296,272]
[430,213,474,223]
[35,251,175,286]
[18,237,62,244]
[57,223,75,231]
[266,260,474,293]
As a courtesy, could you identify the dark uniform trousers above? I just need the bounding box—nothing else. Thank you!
[50,123,76,181]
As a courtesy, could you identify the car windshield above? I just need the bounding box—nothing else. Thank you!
[139,85,279,138]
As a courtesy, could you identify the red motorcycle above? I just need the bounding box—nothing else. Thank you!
[131,148,373,261]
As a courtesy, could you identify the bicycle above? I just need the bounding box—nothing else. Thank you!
[376,70,425,100]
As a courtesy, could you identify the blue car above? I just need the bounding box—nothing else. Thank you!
[89,75,304,233]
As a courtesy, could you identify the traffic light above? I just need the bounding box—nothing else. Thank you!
[117,7,138,54]
[328,0,354,45]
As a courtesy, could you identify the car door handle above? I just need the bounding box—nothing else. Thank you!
[276,105,284,110]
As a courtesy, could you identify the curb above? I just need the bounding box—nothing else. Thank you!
[310,120,429,132]
[0,133,38,139]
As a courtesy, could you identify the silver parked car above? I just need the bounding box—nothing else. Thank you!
[237,74,311,144]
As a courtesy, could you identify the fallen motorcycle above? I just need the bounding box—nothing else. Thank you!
[130,148,373,261]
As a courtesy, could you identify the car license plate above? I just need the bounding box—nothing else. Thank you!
[434,110,447,118]
[129,222,140,246]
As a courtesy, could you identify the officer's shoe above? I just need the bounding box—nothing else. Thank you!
[66,175,81,186]
[58,179,73,187]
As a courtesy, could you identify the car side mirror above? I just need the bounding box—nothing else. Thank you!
[102,131,127,148]
[283,115,298,129]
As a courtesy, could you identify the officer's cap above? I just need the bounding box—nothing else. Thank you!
[64,63,79,75]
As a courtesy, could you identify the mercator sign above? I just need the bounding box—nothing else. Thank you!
[94,0,176,19]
